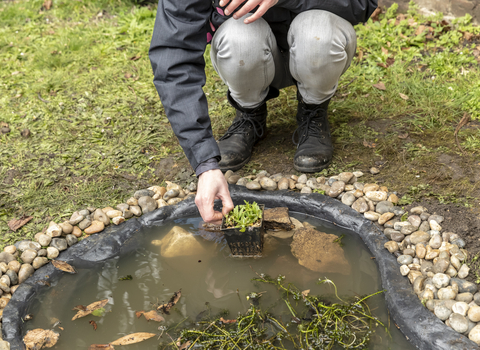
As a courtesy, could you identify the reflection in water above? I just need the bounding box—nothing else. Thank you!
[24,215,414,350]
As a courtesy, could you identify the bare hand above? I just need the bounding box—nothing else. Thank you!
[220,0,279,24]
[195,169,234,223]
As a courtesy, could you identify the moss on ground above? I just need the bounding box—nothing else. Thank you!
[1,1,480,247]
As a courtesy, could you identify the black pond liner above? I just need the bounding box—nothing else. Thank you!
[2,185,479,350]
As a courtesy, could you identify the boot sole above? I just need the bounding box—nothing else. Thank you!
[293,160,331,173]
[219,155,252,173]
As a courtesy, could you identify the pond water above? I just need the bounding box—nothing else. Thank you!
[25,214,415,349]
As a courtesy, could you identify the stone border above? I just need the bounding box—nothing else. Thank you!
[2,185,478,349]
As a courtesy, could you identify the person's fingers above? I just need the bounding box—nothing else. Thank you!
[224,0,244,16]
[232,0,261,19]
[195,195,223,223]
[217,191,234,216]
[244,0,277,23]
[219,0,231,7]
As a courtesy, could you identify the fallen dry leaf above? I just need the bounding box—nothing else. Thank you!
[52,260,76,274]
[301,289,310,299]
[88,345,115,350]
[72,299,108,321]
[158,289,182,315]
[43,0,52,10]
[399,93,409,100]
[381,47,388,55]
[7,216,33,231]
[357,49,363,61]
[24,328,59,350]
[72,305,87,311]
[136,310,165,322]
[464,32,474,40]
[370,6,382,21]
[372,82,386,91]
[398,133,409,139]
[363,140,377,149]
[219,317,237,324]
[179,341,192,350]
[89,320,98,331]
[110,332,156,345]
[130,54,141,61]
[414,25,426,36]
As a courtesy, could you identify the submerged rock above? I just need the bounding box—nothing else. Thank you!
[264,207,294,231]
[158,226,208,258]
[290,228,351,275]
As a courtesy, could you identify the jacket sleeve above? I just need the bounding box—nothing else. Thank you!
[149,0,220,171]
[276,0,378,25]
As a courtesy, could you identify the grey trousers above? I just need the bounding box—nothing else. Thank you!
[210,10,357,108]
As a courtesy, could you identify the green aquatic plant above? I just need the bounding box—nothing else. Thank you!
[165,276,386,350]
[223,201,263,233]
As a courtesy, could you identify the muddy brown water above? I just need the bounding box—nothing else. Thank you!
[25,214,415,349]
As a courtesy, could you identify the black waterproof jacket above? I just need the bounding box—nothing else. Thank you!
[149,0,377,171]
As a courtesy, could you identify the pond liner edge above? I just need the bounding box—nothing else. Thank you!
[2,185,477,350]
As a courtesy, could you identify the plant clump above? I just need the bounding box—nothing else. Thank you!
[223,201,263,232]
[164,276,385,349]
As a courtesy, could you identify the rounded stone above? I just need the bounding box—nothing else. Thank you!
[390,231,405,243]
[413,276,426,295]
[3,245,16,255]
[47,247,59,259]
[93,209,110,226]
[6,270,18,285]
[163,189,179,201]
[17,241,42,252]
[134,189,155,199]
[78,209,90,217]
[410,206,427,215]
[20,249,37,264]
[50,238,68,251]
[78,217,92,230]
[435,305,452,321]
[378,212,395,225]
[18,264,35,284]
[408,270,423,284]
[106,209,122,219]
[130,205,142,216]
[430,220,442,231]
[59,221,73,234]
[126,197,138,206]
[351,198,369,213]
[410,231,430,245]
[297,174,307,184]
[458,264,470,279]
[72,226,82,238]
[452,238,466,249]
[84,220,105,235]
[167,198,183,205]
[429,234,442,249]
[65,234,78,246]
[156,199,168,208]
[432,258,450,274]
[37,234,52,247]
[449,313,469,333]
[341,192,356,206]
[400,225,416,235]
[438,287,457,300]
[364,191,387,202]
[277,178,289,190]
[46,221,62,238]
[451,278,478,294]
[8,261,20,274]
[227,174,241,185]
[419,221,431,232]
[397,255,413,265]
[432,273,450,289]
[364,211,380,221]
[246,181,261,190]
[468,305,480,322]
[32,257,49,270]
[384,241,399,253]
[376,201,394,214]
[138,196,157,214]
[69,211,84,225]
[363,183,379,193]
[403,248,415,257]
[400,265,410,276]
[112,216,125,225]
[416,244,427,259]
[408,215,421,228]
[452,302,470,316]
[37,249,47,257]
[469,325,480,345]
[328,181,345,197]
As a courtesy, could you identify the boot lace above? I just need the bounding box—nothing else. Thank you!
[218,111,265,141]
[292,105,328,147]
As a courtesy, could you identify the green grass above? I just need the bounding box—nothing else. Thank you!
[1,0,480,247]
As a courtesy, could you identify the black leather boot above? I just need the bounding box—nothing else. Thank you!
[292,93,333,173]
[217,94,268,172]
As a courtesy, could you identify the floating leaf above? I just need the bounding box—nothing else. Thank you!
[52,260,76,274]
[88,345,114,350]
[110,332,156,345]
[118,275,133,281]
[136,310,165,322]
[72,305,87,311]
[72,299,108,320]
[89,320,98,331]
[157,290,182,315]
[23,329,59,349]
[179,341,192,350]
[91,307,106,317]
[8,216,33,231]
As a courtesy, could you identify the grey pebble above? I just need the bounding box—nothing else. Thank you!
[376,201,394,214]
[116,203,129,212]
[78,209,90,217]
[37,249,47,257]
[130,205,142,216]
[138,196,157,214]
[451,278,478,294]
[6,270,18,285]
[236,178,249,187]
[65,234,78,247]
[163,189,179,201]
[246,181,261,190]
[397,255,413,265]
[134,189,155,199]
[50,238,68,251]
[78,217,92,230]
[341,192,356,206]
